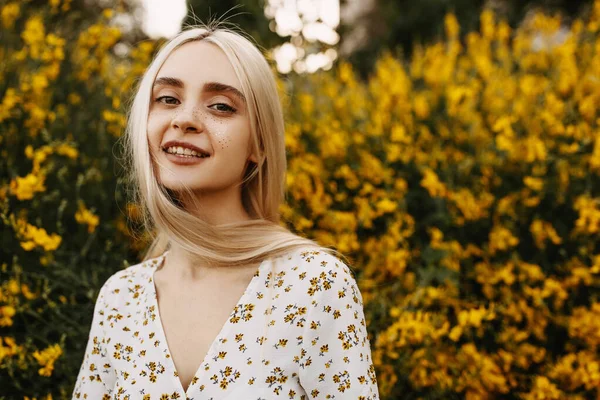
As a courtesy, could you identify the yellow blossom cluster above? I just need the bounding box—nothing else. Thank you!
[74,201,99,233]
[1,2,20,29]
[0,278,37,329]
[0,337,20,362]
[573,195,600,234]
[530,219,562,249]
[48,0,72,14]
[8,11,67,137]
[9,143,78,200]
[0,88,20,123]
[548,351,600,391]
[9,173,46,201]
[72,21,121,81]
[568,303,600,350]
[32,343,62,377]
[14,216,62,252]
[0,304,16,327]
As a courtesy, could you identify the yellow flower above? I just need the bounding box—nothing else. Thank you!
[376,198,398,214]
[549,351,600,391]
[445,13,460,39]
[385,249,410,277]
[448,189,494,222]
[489,225,519,255]
[568,303,600,349]
[298,93,314,117]
[523,176,544,191]
[390,124,411,144]
[523,136,547,163]
[15,218,62,252]
[413,93,430,119]
[21,284,37,300]
[449,326,462,341]
[102,8,114,19]
[480,9,496,39]
[32,343,63,377]
[319,130,347,159]
[55,143,78,159]
[573,195,600,235]
[420,169,447,198]
[0,337,20,360]
[1,2,20,29]
[75,202,100,233]
[25,145,34,159]
[7,280,19,295]
[40,253,54,267]
[457,306,495,328]
[0,305,16,327]
[9,173,46,200]
[31,73,49,95]
[67,93,81,105]
[21,15,46,59]
[0,88,20,122]
[522,376,563,400]
[590,135,600,172]
[496,20,511,42]
[530,220,562,249]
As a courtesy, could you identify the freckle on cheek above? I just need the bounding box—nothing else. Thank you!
[205,115,231,150]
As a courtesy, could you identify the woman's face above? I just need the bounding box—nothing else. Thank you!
[147,40,256,198]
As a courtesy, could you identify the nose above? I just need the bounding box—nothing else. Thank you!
[171,105,205,133]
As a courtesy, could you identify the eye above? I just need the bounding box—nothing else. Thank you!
[155,96,179,105]
[209,103,236,113]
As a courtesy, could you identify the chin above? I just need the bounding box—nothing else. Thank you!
[160,181,206,193]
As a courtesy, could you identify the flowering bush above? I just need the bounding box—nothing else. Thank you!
[2,0,600,398]
[280,4,600,399]
[0,1,158,397]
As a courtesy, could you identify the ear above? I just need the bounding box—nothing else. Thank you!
[248,152,258,164]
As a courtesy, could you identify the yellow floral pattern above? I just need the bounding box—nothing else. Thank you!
[72,248,379,399]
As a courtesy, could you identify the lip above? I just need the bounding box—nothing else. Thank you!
[162,140,211,156]
[163,150,210,166]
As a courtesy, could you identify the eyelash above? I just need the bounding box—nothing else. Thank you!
[154,96,237,113]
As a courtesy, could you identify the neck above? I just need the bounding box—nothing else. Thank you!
[179,185,252,225]
[160,243,260,283]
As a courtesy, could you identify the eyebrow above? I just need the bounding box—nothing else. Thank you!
[153,76,246,103]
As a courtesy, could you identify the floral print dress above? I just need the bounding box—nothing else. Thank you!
[72,248,379,399]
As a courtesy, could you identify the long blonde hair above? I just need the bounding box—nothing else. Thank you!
[120,23,345,267]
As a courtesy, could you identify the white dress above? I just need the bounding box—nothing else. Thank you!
[72,247,380,399]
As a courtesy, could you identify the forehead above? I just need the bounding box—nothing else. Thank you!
[155,40,241,90]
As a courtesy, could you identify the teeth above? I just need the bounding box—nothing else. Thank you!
[165,146,209,158]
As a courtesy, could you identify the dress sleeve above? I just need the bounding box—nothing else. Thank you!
[298,252,380,399]
[72,277,116,399]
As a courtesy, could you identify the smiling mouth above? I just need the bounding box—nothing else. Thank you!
[163,148,210,159]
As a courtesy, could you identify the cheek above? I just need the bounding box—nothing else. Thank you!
[148,109,170,128]
[147,111,170,142]
[204,117,233,151]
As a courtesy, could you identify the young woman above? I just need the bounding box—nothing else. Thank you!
[72,24,379,399]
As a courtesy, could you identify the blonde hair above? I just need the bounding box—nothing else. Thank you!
[120,23,346,268]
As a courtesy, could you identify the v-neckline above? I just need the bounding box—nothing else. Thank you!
[147,250,270,397]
